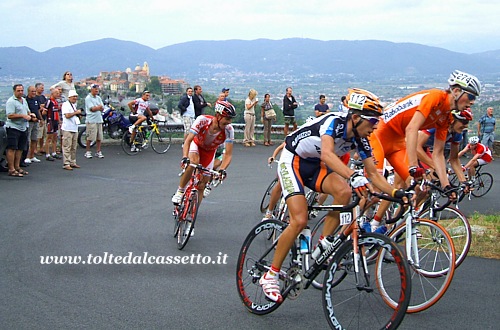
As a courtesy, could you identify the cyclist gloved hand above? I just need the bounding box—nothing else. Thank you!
[443,185,457,199]
[391,188,406,199]
[218,169,227,181]
[409,166,425,181]
[180,157,190,168]
[349,172,370,195]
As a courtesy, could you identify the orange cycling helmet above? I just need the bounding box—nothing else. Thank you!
[344,88,383,117]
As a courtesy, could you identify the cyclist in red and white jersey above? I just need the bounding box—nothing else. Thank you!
[171,100,236,205]
[458,136,492,179]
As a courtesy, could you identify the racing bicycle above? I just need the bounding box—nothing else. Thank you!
[236,192,411,329]
[173,163,221,250]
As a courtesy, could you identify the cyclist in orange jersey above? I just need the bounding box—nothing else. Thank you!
[368,70,481,231]
[371,70,481,185]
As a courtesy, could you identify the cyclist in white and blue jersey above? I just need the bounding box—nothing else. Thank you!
[259,88,405,303]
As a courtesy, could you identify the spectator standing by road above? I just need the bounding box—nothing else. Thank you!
[50,71,75,102]
[282,87,298,135]
[84,84,105,159]
[177,87,195,144]
[192,85,211,118]
[25,86,41,164]
[222,88,230,101]
[261,93,276,146]
[35,83,47,156]
[61,90,82,170]
[5,84,31,177]
[244,89,258,147]
[477,107,496,150]
[44,87,62,161]
[314,94,330,117]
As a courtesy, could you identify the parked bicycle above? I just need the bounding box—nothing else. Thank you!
[237,192,411,329]
[121,119,172,155]
[173,163,221,250]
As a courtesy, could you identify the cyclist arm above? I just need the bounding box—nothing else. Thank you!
[127,100,136,113]
[457,144,469,158]
[183,132,196,158]
[405,111,426,169]
[269,142,285,162]
[432,138,450,187]
[416,130,435,169]
[363,156,395,195]
[449,143,466,182]
[320,135,353,179]
[464,152,481,170]
[219,141,233,171]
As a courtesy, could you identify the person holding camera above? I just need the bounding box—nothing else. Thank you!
[84,84,105,159]
[61,90,83,170]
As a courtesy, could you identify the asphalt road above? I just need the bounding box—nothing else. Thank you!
[1,143,499,329]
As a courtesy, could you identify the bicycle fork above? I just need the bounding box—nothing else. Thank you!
[353,233,373,292]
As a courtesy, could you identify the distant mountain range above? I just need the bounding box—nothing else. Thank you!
[1,38,499,81]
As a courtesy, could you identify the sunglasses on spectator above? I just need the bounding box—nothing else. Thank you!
[360,115,380,126]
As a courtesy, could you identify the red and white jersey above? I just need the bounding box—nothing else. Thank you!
[469,143,493,162]
[190,115,234,151]
[133,97,149,115]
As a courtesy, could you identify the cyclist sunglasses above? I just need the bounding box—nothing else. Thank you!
[462,91,476,101]
[360,115,380,126]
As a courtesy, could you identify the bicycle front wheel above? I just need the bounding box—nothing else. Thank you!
[322,233,411,330]
[177,190,198,250]
[389,218,455,313]
[151,128,172,154]
[260,178,278,213]
[471,172,493,197]
[236,219,290,315]
[419,206,471,269]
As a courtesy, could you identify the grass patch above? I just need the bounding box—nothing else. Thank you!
[467,212,500,259]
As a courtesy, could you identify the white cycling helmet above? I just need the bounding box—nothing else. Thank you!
[468,136,479,145]
[448,70,482,96]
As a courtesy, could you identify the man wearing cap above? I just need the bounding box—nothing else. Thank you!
[222,88,230,101]
[61,90,83,170]
[84,84,105,158]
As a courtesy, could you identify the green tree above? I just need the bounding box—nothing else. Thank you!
[146,76,162,95]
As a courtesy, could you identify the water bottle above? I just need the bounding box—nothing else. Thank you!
[146,131,151,139]
[312,236,334,260]
[299,228,311,254]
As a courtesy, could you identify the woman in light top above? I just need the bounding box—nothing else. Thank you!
[244,89,258,147]
[51,71,76,102]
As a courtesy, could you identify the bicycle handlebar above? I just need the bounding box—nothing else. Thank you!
[178,163,221,178]
[309,192,361,212]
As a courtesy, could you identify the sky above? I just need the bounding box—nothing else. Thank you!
[1,0,499,54]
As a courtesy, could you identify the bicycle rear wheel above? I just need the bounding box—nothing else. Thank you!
[322,233,411,330]
[151,128,172,154]
[236,219,290,315]
[388,218,455,313]
[177,190,198,250]
[419,206,471,269]
[471,172,493,197]
[260,178,278,213]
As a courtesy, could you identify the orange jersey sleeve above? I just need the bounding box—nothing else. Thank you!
[382,89,452,139]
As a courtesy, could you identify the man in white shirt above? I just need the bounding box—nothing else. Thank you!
[61,90,83,170]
